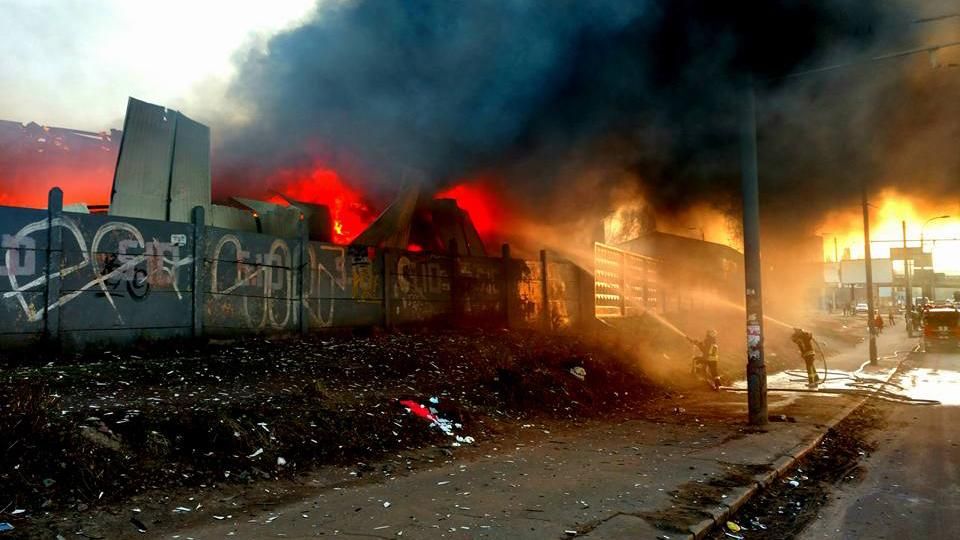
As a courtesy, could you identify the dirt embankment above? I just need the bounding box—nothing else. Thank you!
[0,329,662,536]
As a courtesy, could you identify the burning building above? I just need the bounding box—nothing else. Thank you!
[0,119,120,209]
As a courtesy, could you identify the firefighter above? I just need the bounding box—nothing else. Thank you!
[688,330,721,390]
[791,328,820,387]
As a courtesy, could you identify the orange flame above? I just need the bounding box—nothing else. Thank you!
[268,166,374,244]
[435,179,506,244]
[818,190,960,274]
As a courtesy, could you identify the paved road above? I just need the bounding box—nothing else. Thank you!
[801,351,960,539]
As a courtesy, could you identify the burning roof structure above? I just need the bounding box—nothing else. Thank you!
[0,119,119,209]
[2,97,486,255]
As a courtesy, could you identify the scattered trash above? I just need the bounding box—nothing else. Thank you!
[724,533,744,540]
[672,407,686,414]
[247,448,264,459]
[564,530,578,536]
[569,366,586,381]
[788,479,800,487]
[383,501,391,508]
[399,400,436,422]
[429,397,439,404]
[10,510,24,516]
[130,517,148,533]
[399,399,474,444]
[42,478,56,488]
[277,456,287,466]
[726,521,741,533]
[173,506,192,513]
[0,523,13,533]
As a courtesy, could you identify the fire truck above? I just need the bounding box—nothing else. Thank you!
[920,304,960,352]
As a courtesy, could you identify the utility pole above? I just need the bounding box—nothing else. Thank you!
[835,236,842,311]
[740,76,767,426]
[862,184,878,365]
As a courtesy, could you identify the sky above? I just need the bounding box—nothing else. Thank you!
[0,0,320,130]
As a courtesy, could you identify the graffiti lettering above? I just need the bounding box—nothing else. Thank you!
[209,234,295,329]
[305,244,345,327]
[2,217,191,323]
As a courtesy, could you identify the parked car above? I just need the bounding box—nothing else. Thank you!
[854,303,869,315]
[920,305,960,352]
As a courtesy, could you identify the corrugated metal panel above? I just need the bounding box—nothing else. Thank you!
[168,113,211,222]
[232,198,301,238]
[210,204,257,232]
[109,98,176,220]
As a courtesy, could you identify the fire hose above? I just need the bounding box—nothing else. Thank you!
[727,346,941,406]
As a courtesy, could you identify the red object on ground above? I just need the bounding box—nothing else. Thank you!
[399,400,437,422]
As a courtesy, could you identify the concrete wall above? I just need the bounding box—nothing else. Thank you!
[0,189,592,349]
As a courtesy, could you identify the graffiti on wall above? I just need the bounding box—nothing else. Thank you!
[0,204,593,343]
[458,258,503,317]
[208,233,296,330]
[207,236,386,330]
[2,215,191,325]
[393,253,450,320]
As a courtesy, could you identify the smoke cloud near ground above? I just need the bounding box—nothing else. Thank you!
[215,0,951,232]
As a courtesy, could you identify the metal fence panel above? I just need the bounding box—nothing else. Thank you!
[109,98,176,221]
[168,113,211,223]
[594,242,660,318]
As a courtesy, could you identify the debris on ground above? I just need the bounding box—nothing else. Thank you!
[0,328,659,537]
[569,366,586,381]
[707,403,885,539]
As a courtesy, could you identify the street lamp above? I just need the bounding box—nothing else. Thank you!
[920,215,950,302]
[921,215,950,252]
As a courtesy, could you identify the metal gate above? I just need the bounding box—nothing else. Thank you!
[594,242,659,317]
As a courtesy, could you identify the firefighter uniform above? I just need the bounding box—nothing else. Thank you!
[691,330,721,390]
[792,328,819,386]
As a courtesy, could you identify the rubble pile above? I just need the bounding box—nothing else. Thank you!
[0,329,657,520]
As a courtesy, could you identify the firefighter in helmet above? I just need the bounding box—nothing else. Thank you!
[791,328,820,387]
[689,329,721,390]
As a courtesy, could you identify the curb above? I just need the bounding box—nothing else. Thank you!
[687,355,907,540]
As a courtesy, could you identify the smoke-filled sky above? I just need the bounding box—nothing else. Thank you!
[213,0,960,224]
[0,0,318,129]
[2,0,959,236]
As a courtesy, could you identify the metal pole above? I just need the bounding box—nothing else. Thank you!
[862,184,878,365]
[920,216,950,301]
[740,77,767,426]
[833,236,840,312]
[903,220,912,312]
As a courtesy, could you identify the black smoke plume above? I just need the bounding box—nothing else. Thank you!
[216,0,953,228]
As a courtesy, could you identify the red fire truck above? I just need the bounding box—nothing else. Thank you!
[920,305,960,352]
